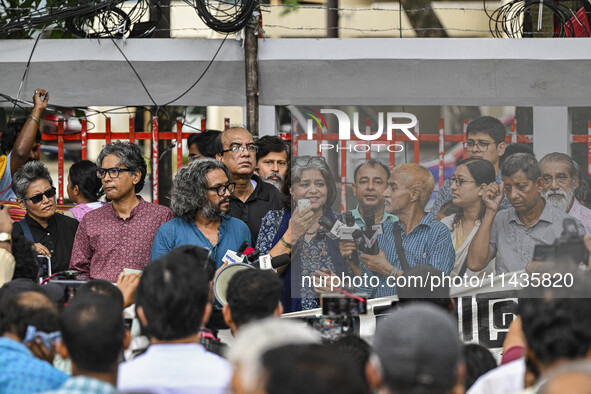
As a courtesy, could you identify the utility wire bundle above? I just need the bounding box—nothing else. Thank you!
[486,0,590,38]
[0,0,160,38]
[184,0,257,33]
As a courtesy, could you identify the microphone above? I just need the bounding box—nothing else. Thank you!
[363,206,375,229]
[259,253,291,270]
[236,241,249,257]
[221,241,251,265]
[361,206,381,255]
[318,216,344,240]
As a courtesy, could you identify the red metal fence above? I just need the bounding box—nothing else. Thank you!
[43,116,229,204]
[38,116,591,210]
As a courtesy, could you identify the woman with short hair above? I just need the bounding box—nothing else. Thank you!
[12,161,78,274]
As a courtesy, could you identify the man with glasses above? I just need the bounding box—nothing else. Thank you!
[467,153,585,274]
[539,152,591,234]
[187,129,222,163]
[69,141,174,282]
[216,127,281,243]
[430,116,510,218]
[150,158,250,268]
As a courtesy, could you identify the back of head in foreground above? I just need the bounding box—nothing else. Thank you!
[262,343,369,394]
[224,268,283,331]
[227,318,321,394]
[59,292,124,375]
[518,275,591,379]
[135,246,212,341]
[372,302,463,394]
[0,290,59,340]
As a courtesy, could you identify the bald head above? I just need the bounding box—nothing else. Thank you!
[391,163,435,208]
[0,291,59,341]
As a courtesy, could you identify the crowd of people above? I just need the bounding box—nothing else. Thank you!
[2,89,591,393]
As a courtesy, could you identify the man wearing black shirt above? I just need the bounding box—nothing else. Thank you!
[216,128,282,243]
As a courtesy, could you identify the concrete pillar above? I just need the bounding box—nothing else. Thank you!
[258,105,277,136]
[532,107,570,159]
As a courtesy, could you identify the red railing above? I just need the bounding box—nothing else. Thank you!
[293,118,536,213]
[41,116,230,204]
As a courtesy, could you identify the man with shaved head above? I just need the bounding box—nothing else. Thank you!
[357,163,455,297]
[216,127,281,242]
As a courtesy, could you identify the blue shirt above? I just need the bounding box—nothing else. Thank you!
[0,152,15,201]
[429,171,510,218]
[350,205,398,228]
[357,216,455,298]
[150,216,251,268]
[43,376,116,394]
[0,337,68,393]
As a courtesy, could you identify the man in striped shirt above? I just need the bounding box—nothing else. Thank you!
[357,164,455,298]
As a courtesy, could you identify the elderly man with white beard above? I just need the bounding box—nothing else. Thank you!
[539,153,591,234]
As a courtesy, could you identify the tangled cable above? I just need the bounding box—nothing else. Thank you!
[485,0,590,38]
[0,0,160,38]
[184,0,257,33]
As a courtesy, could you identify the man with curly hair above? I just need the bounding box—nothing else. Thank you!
[150,158,251,268]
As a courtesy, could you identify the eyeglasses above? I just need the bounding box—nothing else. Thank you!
[22,187,56,204]
[463,141,492,152]
[207,182,236,196]
[450,177,477,187]
[221,144,258,155]
[293,156,327,167]
[97,167,133,179]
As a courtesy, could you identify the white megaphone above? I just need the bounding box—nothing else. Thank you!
[213,262,255,305]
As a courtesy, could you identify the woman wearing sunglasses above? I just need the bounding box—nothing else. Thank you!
[441,157,497,277]
[12,161,79,274]
[256,155,348,312]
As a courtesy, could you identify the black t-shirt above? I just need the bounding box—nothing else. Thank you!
[229,174,282,243]
[13,213,79,274]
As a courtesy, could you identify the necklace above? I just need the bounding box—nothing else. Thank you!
[302,241,326,259]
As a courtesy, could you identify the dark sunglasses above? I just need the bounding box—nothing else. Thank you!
[22,187,56,204]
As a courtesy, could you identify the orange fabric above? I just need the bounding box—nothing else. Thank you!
[1,200,75,222]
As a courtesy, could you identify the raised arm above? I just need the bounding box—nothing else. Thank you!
[11,89,49,174]
[467,182,504,271]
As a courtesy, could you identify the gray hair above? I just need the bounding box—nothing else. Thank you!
[96,141,146,193]
[170,158,231,222]
[540,152,579,182]
[540,152,588,200]
[226,318,320,393]
[292,156,337,208]
[13,161,54,199]
[501,153,541,183]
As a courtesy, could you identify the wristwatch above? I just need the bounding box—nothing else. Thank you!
[389,266,398,278]
[0,232,11,243]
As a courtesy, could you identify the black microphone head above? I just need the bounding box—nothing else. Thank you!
[363,206,375,228]
[352,229,366,250]
[271,254,291,269]
[246,250,261,263]
[237,241,249,256]
[343,212,356,227]
[318,216,336,231]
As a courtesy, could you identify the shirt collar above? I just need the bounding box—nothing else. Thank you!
[25,213,56,230]
[569,198,582,214]
[351,205,397,224]
[62,376,116,392]
[0,337,33,356]
[107,196,146,220]
[395,214,434,234]
[508,199,554,225]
